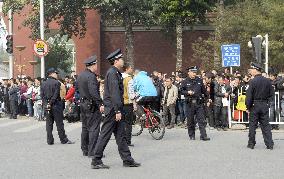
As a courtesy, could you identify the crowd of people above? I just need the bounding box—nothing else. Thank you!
[0,67,283,130]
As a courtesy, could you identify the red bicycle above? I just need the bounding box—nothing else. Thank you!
[132,105,165,140]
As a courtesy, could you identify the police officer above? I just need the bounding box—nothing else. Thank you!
[246,62,274,150]
[181,66,210,141]
[41,68,74,145]
[77,55,104,157]
[91,49,141,169]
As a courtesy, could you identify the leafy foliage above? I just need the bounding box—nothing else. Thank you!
[44,37,72,73]
[192,0,284,72]
[154,0,216,34]
[3,0,88,39]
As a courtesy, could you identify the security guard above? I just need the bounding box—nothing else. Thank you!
[246,62,274,150]
[41,68,74,145]
[181,66,210,141]
[77,55,104,157]
[91,49,141,169]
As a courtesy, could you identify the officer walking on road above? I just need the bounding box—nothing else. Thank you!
[246,62,274,150]
[91,49,141,169]
[41,68,74,145]
[181,66,210,141]
[77,55,104,157]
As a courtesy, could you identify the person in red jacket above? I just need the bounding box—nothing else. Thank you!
[65,80,75,103]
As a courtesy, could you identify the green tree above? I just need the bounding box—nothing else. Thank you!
[3,0,154,67]
[192,0,284,72]
[3,0,88,39]
[44,38,72,73]
[154,0,215,71]
[88,0,154,67]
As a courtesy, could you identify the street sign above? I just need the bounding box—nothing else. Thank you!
[33,39,49,57]
[221,44,241,67]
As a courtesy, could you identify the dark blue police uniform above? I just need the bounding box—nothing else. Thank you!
[246,62,274,149]
[181,66,210,141]
[77,55,103,157]
[91,49,140,169]
[41,68,73,145]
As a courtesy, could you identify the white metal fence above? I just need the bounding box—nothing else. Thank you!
[228,91,284,128]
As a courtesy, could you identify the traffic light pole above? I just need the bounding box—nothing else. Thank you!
[8,9,13,79]
[40,0,45,78]
[264,34,269,74]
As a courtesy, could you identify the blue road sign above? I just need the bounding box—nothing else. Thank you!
[221,44,240,67]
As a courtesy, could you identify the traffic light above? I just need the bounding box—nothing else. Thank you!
[6,35,13,54]
[251,37,262,63]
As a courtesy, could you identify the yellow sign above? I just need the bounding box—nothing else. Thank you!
[33,39,49,57]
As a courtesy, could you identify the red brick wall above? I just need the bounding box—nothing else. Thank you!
[3,8,100,78]
[100,30,210,76]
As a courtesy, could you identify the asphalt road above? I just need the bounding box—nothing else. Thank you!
[0,117,283,179]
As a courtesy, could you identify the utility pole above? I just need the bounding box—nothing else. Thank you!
[8,9,13,78]
[40,0,45,78]
[264,34,269,74]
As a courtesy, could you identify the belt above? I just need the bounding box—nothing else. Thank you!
[253,99,268,103]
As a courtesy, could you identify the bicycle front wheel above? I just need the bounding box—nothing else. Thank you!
[148,111,165,140]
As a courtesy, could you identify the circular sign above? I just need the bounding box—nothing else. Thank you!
[33,39,49,57]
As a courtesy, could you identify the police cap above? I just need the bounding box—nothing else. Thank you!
[84,55,97,66]
[249,62,263,72]
[106,49,123,63]
[187,66,198,72]
[46,68,59,75]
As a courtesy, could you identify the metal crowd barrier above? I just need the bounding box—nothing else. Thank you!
[228,91,284,128]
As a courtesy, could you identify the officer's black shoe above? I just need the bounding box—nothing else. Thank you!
[189,136,195,140]
[123,161,141,167]
[62,140,75,144]
[47,142,54,145]
[247,144,254,149]
[91,163,110,169]
[266,146,273,150]
[200,137,210,141]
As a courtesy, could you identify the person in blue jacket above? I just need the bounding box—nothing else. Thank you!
[133,70,158,116]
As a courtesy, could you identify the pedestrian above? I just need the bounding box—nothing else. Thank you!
[122,63,136,146]
[91,49,140,169]
[8,79,19,119]
[175,74,187,127]
[77,55,104,157]
[246,62,274,150]
[181,66,210,141]
[40,68,74,145]
[162,76,178,129]
[213,75,231,131]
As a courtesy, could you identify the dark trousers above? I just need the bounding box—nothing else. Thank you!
[186,103,207,138]
[163,104,176,125]
[248,102,274,147]
[80,102,102,156]
[213,105,228,128]
[124,104,134,145]
[4,98,10,114]
[46,102,68,144]
[205,103,214,127]
[177,99,187,123]
[93,109,134,164]
[9,100,18,119]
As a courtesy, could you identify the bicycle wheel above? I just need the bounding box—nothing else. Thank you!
[148,111,165,140]
[132,113,144,136]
